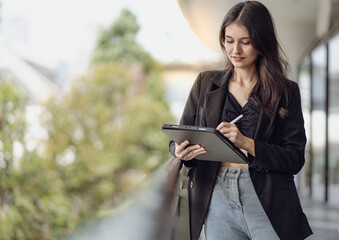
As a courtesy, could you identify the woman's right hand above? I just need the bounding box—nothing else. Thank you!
[175,140,206,161]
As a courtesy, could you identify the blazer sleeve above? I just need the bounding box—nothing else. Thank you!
[249,83,306,175]
[169,73,202,167]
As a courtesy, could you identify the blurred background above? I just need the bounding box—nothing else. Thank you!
[0,0,339,239]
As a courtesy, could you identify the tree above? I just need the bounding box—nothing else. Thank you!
[0,8,174,239]
[40,8,174,238]
[93,9,153,71]
[92,8,166,101]
[0,81,27,238]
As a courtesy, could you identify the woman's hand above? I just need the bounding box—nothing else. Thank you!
[217,122,246,147]
[216,122,255,156]
[175,140,206,161]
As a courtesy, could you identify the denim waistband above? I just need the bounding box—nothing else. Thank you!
[217,166,250,180]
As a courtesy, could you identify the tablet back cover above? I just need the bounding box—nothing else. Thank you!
[162,124,248,164]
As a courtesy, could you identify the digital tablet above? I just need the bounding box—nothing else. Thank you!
[162,124,248,163]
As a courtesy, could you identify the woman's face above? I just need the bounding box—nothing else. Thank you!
[224,22,258,71]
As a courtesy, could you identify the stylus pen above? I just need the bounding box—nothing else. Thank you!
[230,114,243,124]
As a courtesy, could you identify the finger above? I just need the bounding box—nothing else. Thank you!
[217,122,234,131]
[182,147,206,161]
[190,148,207,158]
[179,144,202,158]
[220,123,239,133]
[219,126,233,135]
[175,142,192,159]
[178,144,202,160]
[219,127,226,135]
[176,140,190,153]
[216,122,227,131]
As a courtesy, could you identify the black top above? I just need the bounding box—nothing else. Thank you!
[220,92,260,139]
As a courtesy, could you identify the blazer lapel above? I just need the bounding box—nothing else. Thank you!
[204,87,227,127]
[204,70,232,128]
[254,96,281,141]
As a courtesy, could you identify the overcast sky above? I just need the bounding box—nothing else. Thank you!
[1,0,219,77]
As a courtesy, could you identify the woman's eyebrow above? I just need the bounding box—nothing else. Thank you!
[225,35,250,40]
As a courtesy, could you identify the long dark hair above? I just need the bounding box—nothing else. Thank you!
[219,1,291,118]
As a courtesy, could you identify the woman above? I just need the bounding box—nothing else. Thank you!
[169,1,313,240]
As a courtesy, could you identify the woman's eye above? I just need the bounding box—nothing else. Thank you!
[242,42,250,45]
[226,41,234,44]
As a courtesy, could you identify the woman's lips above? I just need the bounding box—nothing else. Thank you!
[232,56,245,62]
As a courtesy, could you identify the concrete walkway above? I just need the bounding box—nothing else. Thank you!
[301,196,339,240]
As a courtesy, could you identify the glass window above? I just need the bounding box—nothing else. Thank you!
[298,57,311,195]
[328,33,339,206]
[311,45,327,202]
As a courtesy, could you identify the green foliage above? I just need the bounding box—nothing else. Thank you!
[0,152,79,240]
[93,9,155,72]
[92,8,165,101]
[0,83,78,240]
[39,61,173,238]
[0,81,27,149]
[0,8,174,239]
[0,81,27,202]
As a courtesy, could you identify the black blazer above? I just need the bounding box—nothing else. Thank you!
[169,69,312,240]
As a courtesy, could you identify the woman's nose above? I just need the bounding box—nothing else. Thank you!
[233,43,241,54]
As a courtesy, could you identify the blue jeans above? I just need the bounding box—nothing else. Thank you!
[204,167,280,240]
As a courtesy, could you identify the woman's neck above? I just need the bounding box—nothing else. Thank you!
[233,67,258,86]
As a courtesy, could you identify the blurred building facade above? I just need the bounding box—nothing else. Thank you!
[177,0,339,207]
[298,20,339,207]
